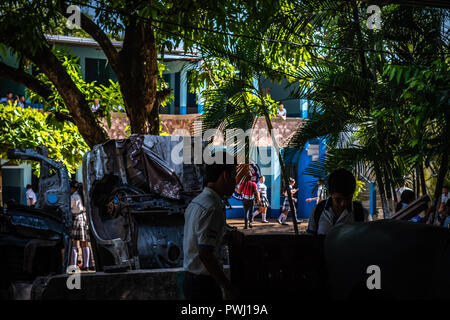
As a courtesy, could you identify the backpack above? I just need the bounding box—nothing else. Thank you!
[313,198,365,235]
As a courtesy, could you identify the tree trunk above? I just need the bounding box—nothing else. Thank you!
[117,16,160,135]
[429,144,449,224]
[382,162,394,214]
[420,162,427,196]
[386,161,398,206]
[0,19,109,149]
[415,163,421,197]
[351,2,370,80]
[0,164,3,206]
[258,78,299,234]
[374,164,389,219]
[77,9,172,136]
[31,46,109,148]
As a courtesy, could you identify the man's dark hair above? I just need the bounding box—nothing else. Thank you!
[70,180,79,189]
[443,185,449,190]
[26,184,32,189]
[204,151,237,183]
[400,189,415,204]
[6,92,12,95]
[327,169,356,196]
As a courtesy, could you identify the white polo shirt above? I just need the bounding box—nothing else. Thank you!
[441,192,449,205]
[277,108,287,119]
[183,187,226,275]
[306,199,372,235]
[316,186,324,204]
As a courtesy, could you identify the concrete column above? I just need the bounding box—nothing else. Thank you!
[169,73,175,114]
[197,81,206,114]
[270,147,281,218]
[180,69,187,115]
[297,145,315,219]
[23,163,32,186]
[301,99,308,118]
[370,182,377,216]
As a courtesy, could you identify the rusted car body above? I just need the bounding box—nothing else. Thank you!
[0,147,71,298]
[83,135,205,271]
[1,135,205,298]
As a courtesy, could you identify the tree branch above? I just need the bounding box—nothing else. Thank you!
[0,61,76,124]
[0,61,52,100]
[58,1,120,75]
[79,14,120,72]
[155,88,172,107]
[5,40,108,147]
[52,111,74,123]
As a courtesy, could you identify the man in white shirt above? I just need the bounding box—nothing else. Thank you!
[306,178,325,204]
[25,184,36,207]
[91,98,101,112]
[277,103,287,120]
[307,169,372,235]
[183,151,241,300]
[0,92,13,105]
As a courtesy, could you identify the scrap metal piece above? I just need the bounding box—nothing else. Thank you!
[83,135,205,271]
[4,147,71,274]
[390,194,431,220]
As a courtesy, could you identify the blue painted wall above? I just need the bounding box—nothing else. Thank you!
[295,145,316,219]
[296,138,327,219]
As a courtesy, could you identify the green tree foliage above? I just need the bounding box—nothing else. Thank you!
[287,3,449,217]
[384,58,450,221]
[0,0,304,146]
[187,0,318,136]
[0,102,89,174]
[26,49,125,127]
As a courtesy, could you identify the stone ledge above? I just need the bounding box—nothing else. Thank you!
[31,266,230,300]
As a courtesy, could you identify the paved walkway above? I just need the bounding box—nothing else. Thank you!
[227,218,309,234]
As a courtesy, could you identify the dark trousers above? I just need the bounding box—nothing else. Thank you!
[242,198,254,227]
[182,272,223,300]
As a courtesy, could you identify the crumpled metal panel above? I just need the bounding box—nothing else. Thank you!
[3,147,71,277]
[128,135,183,200]
[7,147,71,235]
[9,216,49,230]
[83,135,205,271]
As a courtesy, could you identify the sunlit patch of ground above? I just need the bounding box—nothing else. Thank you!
[226,218,309,234]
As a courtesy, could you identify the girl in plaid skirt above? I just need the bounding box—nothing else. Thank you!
[70,181,91,271]
[277,178,298,225]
